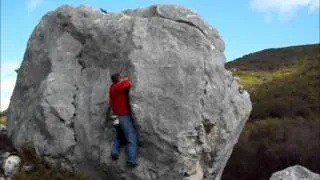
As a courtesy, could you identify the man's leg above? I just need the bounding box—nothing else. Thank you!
[119,115,137,165]
[116,125,127,145]
[111,130,121,160]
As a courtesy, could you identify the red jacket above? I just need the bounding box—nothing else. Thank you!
[109,80,132,116]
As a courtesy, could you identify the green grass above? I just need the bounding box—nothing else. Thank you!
[230,57,320,120]
[233,71,265,87]
[232,58,306,89]
[0,115,7,125]
[270,59,304,79]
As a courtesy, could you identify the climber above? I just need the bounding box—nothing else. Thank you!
[108,73,138,167]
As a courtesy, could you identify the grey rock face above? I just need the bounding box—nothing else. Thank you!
[270,165,320,180]
[7,4,251,180]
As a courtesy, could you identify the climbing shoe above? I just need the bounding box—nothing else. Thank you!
[111,154,119,161]
[126,162,138,168]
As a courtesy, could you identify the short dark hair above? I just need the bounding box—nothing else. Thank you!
[111,73,120,83]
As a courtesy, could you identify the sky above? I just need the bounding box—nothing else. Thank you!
[1,0,319,111]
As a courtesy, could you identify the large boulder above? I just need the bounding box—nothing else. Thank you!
[7,4,251,180]
[270,165,320,180]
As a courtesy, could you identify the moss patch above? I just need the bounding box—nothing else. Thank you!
[13,151,89,180]
[14,167,88,180]
[0,115,7,125]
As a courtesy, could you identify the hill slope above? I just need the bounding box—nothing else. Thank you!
[222,44,320,180]
[225,44,319,71]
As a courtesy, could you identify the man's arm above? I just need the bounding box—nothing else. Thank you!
[121,79,131,89]
[105,106,111,122]
[106,88,112,123]
[112,79,132,92]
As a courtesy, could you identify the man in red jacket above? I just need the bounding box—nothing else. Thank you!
[109,73,137,167]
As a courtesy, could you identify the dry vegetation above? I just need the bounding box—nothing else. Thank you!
[223,44,320,180]
[0,114,7,125]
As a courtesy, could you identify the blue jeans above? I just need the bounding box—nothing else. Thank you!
[111,115,137,164]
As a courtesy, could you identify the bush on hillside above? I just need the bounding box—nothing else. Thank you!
[222,117,320,180]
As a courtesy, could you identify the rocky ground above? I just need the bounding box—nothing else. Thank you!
[0,124,87,179]
[0,125,20,179]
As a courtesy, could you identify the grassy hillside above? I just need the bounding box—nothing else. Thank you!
[0,113,7,125]
[222,44,320,180]
[242,56,319,120]
[225,44,319,71]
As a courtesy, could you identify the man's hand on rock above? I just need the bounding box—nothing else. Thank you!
[120,76,128,81]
